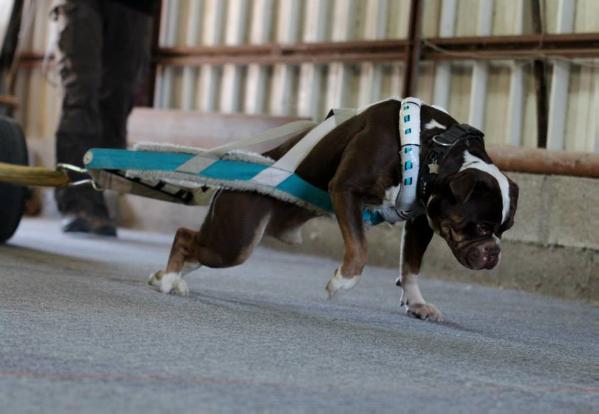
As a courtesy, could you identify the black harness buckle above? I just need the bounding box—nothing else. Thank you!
[417,123,485,204]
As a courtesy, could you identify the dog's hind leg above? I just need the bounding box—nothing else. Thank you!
[149,190,274,295]
[149,227,199,295]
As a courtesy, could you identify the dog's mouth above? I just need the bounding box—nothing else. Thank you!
[454,241,501,270]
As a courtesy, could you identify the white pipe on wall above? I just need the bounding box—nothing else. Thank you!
[546,0,575,150]
[468,0,493,129]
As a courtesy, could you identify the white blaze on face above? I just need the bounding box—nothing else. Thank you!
[424,119,447,130]
[459,151,510,224]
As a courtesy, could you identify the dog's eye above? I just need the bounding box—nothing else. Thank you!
[476,223,492,236]
[441,224,453,240]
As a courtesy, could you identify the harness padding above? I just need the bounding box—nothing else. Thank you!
[372,97,423,223]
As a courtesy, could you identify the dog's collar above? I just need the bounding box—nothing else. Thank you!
[417,123,486,202]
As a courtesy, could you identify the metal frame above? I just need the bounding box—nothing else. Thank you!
[16,33,599,67]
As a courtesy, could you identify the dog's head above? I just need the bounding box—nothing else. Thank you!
[426,151,519,270]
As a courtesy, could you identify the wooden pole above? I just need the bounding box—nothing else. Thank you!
[488,145,599,178]
[531,0,548,148]
[402,0,423,97]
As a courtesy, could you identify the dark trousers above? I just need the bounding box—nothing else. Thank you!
[52,0,151,217]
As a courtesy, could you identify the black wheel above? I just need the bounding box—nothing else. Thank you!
[0,115,27,243]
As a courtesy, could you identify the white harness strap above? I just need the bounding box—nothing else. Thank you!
[396,98,422,218]
[251,109,357,187]
[174,120,317,174]
[376,97,423,223]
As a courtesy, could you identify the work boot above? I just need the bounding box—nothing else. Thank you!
[62,213,117,237]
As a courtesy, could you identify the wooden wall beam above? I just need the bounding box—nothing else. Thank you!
[402,0,423,97]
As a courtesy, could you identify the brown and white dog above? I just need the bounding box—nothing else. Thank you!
[148,99,518,321]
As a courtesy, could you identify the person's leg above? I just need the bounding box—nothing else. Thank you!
[52,0,114,234]
[99,1,152,151]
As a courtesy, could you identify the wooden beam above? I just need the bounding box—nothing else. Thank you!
[126,108,599,179]
[531,0,548,148]
[21,33,599,67]
[488,145,599,178]
[402,0,423,97]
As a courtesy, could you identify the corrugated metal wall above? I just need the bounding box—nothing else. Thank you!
[14,0,599,156]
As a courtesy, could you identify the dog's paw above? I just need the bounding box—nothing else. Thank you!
[407,303,443,322]
[325,268,360,299]
[148,271,189,296]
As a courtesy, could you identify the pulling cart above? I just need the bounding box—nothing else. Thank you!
[0,0,30,243]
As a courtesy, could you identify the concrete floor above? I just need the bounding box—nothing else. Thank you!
[0,218,597,413]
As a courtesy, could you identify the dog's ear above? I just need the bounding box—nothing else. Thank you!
[499,177,519,233]
[449,170,491,204]
[449,170,477,203]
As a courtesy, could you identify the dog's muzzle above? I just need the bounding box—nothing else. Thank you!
[455,239,501,270]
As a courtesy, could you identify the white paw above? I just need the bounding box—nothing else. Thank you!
[148,270,163,289]
[148,271,189,296]
[325,268,360,299]
[172,277,189,296]
[406,303,443,321]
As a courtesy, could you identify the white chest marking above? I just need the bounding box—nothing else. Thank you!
[459,151,510,224]
[424,119,447,130]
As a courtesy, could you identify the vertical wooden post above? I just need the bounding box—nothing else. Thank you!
[402,0,423,98]
[531,0,548,148]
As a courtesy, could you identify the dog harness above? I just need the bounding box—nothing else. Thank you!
[84,98,466,226]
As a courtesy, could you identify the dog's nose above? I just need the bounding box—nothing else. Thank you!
[481,245,500,269]
[484,245,500,258]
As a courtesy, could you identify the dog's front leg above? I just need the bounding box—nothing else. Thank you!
[325,190,367,298]
[397,215,442,321]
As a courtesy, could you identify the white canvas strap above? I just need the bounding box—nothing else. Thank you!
[251,109,357,187]
[175,120,316,174]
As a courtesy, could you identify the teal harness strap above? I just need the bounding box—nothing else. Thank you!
[85,148,383,225]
